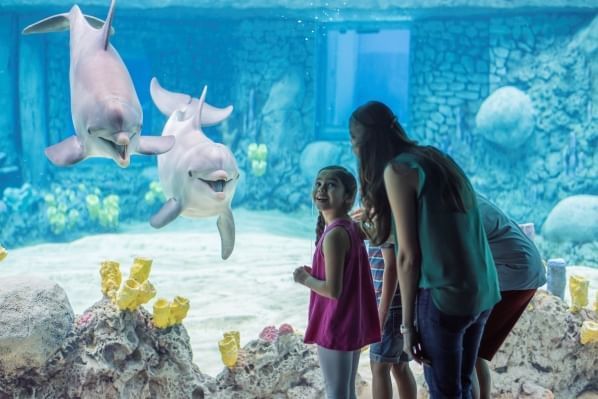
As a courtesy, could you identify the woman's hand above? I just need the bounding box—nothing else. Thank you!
[378,308,388,332]
[349,208,365,222]
[293,266,312,285]
[402,328,431,365]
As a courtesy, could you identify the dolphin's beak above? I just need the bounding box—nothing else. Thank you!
[112,132,130,164]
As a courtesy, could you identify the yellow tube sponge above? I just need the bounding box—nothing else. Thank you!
[219,335,239,368]
[224,331,240,349]
[153,298,172,328]
[116,279,140,311]
[594,291,598,313]
[580,321,598,345]
[569,275,589,313]
[99,260,122,300]
[130,257,152,283]
[170,296,190,325]
[135,280,156,306]
[0,245,7,262]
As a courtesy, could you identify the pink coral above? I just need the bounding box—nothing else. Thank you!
[76,312,93,327]
[259,325,279,342]
[278,323,294,335]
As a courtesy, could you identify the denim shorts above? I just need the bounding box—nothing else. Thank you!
[370,307,410,363]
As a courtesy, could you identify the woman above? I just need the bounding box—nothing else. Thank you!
[349,101,500,398]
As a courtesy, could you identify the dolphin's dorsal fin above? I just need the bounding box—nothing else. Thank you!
[191,86,208,129]
[102,0,116,50]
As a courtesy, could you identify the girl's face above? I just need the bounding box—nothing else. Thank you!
[312,170,351,213]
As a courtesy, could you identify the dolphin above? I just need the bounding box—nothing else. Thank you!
[22,0,174,168]
[149,78,238,260]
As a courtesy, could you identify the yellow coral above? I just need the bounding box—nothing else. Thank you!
[130,257,152,283]
[153,298,172,328]
[116,279,140,310]
[0,245,7,262]
[99,260,122,300]
[135,280,156,306]
[594,291,598,313]
[170,296,190,325]
[580,321,598,345]
[569,275,589,313]
[219,335,238,368]
[224,331,240,349]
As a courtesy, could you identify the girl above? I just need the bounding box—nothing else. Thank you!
[349,101,500,398]
[293,165,380,399]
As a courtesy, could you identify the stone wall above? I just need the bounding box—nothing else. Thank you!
[409,13,596,230]
[228,18,317,211]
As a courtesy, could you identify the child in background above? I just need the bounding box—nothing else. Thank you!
[294,165,380,399]
[368,243,417,399]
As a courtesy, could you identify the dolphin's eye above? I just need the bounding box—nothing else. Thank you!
[188,171,192,178]
[87,128,92,135]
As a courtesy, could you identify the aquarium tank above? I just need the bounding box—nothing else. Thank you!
[0,0,596,397]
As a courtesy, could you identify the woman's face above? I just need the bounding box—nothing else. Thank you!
[349,118,366,156]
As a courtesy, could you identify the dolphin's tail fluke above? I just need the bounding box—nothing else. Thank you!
[22,4,115,35]
[102,0,116,50]
[150,77,234,126]
[22,14,71,34]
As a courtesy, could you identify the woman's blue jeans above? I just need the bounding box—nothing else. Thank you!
[417,289,491,399]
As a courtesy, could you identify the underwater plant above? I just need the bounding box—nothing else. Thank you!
[98,194,120,229]
[143,181,166,206]
[42,184,120,236]
[0,245,7,262]
[247,143,268,177]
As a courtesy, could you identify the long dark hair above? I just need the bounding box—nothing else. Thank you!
[314,165,357,245]
[351,101,474,246]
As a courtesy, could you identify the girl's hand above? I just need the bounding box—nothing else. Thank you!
[402,328,431,365]
[293,266,312,285]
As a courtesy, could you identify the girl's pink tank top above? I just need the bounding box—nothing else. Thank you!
[304,218,381,351]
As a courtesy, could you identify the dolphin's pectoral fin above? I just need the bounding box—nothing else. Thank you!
[137,136,175,155]
[217,208,235,260]
[44,136,86,166]
[150,198,182,229]
[22,14,70,34]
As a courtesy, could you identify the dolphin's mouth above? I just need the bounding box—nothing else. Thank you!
[99,137,129,161]
[198,178,228,193]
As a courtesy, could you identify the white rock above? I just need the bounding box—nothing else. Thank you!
[0,276,74,374]
[543,195,598,243]
[475,86,535,149]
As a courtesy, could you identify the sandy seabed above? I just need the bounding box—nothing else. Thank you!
[0,207,596,391]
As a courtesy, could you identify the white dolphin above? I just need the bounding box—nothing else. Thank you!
[150,78,238,260]
[22,0,174,168]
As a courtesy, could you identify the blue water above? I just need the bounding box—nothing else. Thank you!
[0,0,596,378]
